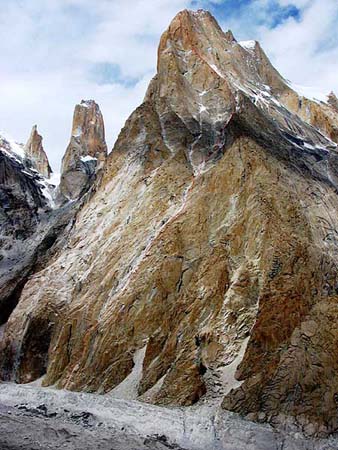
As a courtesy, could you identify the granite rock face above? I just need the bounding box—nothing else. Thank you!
[24,125,52,178]
[0,9,338,438]
[59,100,107,201]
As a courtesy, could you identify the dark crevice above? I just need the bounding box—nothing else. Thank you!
[17,316,55,383]
[0,209,74,327]
[0,279,27,326]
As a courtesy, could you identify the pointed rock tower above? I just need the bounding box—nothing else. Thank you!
[1,9,338,437]
[328,91,338,111]
[24,125,52,178]
[59,100,107,201]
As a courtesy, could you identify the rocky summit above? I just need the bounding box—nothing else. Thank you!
[0,8,338,447]
[24,125,52,179]
[59,99,107,201]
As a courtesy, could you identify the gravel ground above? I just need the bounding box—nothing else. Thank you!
[0,383,337,450]
[0,404,185,450]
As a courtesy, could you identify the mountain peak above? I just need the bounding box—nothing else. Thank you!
[58,99,107,201]
[1,9,338,444]
[328,91,338,111]
[176,8,212,18]
[224,29,236,42]
[79,99,97,109]
[24,125,52,178]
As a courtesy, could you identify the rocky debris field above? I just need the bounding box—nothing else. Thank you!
[0,383,337,450]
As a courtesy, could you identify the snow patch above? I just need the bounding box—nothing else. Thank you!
[0,131,25,159]
[81,155,97,163]
[110,345,147,400]
[27,376,45,387]
[37,178,56,208]
[0,131,56,208]
[304,142,316,150]
[73,126,82,137]
[209,63,225,79]
[239,40,256,51]
[80,100,92,108]
[0,133,25,164]
[141,374,166,402]
[49,172,61,187]
[220,337,250,395]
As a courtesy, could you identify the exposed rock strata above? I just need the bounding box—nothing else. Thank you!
[1,9,338,438]
[59,100,107,201]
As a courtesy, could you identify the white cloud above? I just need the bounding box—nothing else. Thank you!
[0,0,190,171]
[257,0,338,91]
[0,0,337,171]
[219,0,338,94]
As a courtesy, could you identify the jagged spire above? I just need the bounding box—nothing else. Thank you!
[24,125,52,178]
[224,29,236,42]
[328,91,338,110]
[58,99,107,201]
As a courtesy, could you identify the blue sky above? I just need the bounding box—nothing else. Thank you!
[0,0,337,171]
[199,0,301,28]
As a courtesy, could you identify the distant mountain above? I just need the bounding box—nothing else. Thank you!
[24,125,53,179]
[59,99,107,202]
[0,100,106,338]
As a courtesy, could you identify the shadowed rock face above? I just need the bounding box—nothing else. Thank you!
[0,135,51,325]
[59,100,107,201]
[1,9,338,437]
[24,125,52,178]
[0,132,85,340]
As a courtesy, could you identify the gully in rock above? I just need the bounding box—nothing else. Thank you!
[0,7,337,450]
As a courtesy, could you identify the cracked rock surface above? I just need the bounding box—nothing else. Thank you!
[0,8,338,441]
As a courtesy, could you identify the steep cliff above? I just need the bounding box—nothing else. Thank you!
[0,114,100,338]
[24,125,52,178]
[1,9,337,438]
[59,100,107,201]
[0,132,54,325]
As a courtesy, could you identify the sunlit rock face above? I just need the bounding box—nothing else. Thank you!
[59,100,107,201]
[1,9,338,437]
[24,125,52,178]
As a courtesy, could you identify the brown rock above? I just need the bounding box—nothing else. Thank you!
[328,91,338,111]
[1,9,338,437]
[24,125,52,178]
[59,100,107,201]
